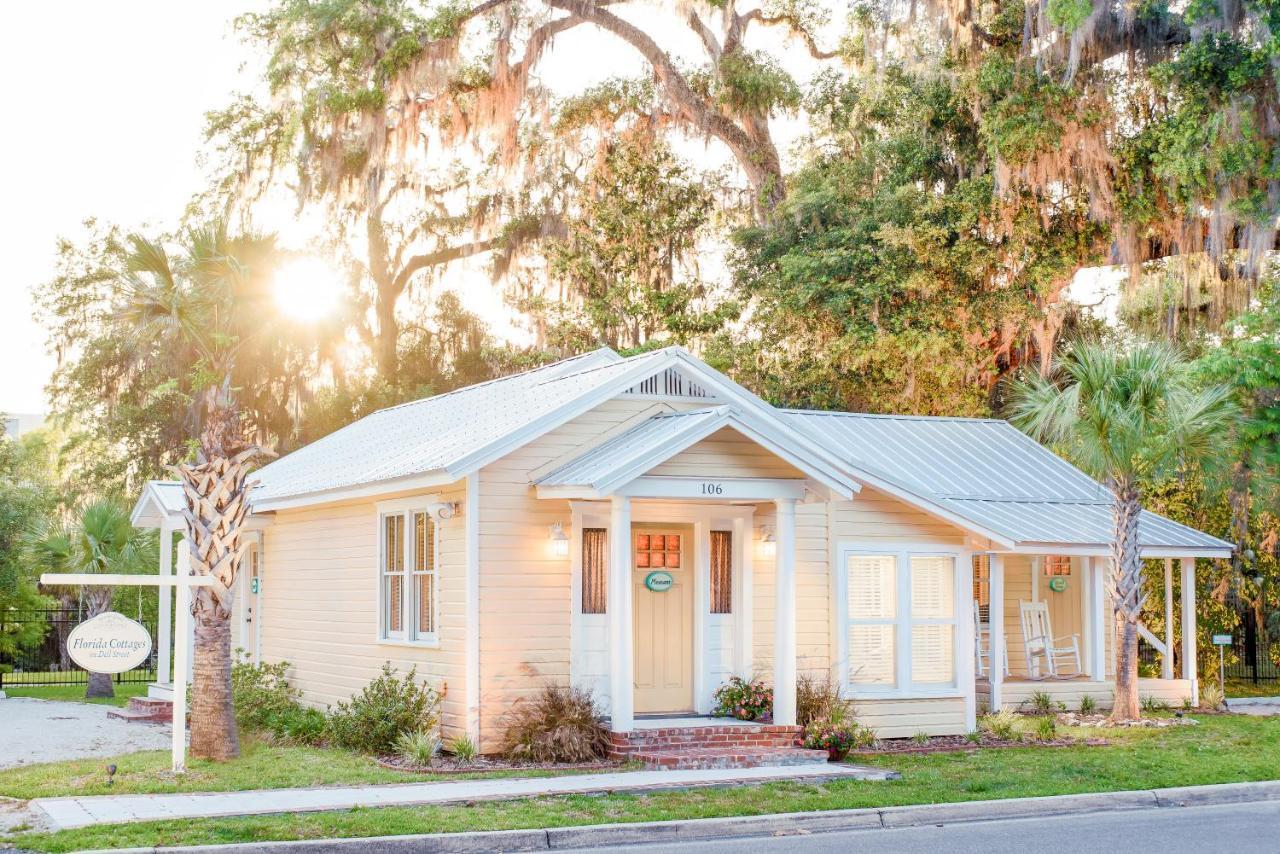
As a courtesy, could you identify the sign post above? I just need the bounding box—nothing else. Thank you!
[1212,634,1232,696]
[41,572,215,773]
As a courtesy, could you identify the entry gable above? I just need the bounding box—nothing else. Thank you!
[535,405,858,500]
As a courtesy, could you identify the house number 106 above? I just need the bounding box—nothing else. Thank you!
[700,482,724,495]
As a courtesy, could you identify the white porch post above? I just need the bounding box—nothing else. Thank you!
[1088,556,1107,679]
[958,551,977,732]
[1181,557,1198,705]
[156,520,174,686]
[773,498,797,726]
[988,554,1004,712]
[608,495,634,732]
[1163,558,1175,680]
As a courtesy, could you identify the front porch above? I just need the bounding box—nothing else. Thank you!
[977,676,1195,712]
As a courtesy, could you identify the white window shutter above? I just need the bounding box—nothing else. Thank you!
[910,555,954,618]
[848,554,896,619]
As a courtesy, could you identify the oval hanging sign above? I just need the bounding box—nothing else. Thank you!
[644,571,674,592]
[1048,577,1068,593]
[67,612,153,674]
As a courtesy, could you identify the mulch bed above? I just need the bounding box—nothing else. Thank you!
[376,755,625,774]
[850,732,1108,756]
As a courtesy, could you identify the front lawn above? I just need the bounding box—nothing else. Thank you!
[1225,679,1280,699]
[2,683,148,708]
[7,714,1278,853]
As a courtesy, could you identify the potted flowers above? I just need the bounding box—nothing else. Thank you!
[802,718,875,761]
[712,676,773,721]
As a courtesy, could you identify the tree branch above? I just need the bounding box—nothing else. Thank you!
[736,8,838,60]
[687,11,722,62]
[391,238,501,294]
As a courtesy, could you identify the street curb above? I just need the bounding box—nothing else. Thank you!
[78,779,1280,854]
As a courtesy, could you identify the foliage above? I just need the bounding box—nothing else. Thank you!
[803,715,876,754]
[1200,682,1226,710]
[394,729,442,766]
[268,706,328,746]
[448,734,478,763]
[1141,695,1171,714]
[1032,715,1058,742]
[1078,694,1098,715]
[0,435,57,660]
[231,654,301,732]
[795,673,851,728]
[979,709,1021,741]
[498,684,610,764]
[326,664,443,755]
[712,676,773,722]
[1023,691,1065,716]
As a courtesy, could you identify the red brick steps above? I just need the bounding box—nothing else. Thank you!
[107,696,172,724]
[608,722,828,770]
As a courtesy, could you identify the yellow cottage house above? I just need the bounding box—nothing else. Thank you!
[132,347,1231,756]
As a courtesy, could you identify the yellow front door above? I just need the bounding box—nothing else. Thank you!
[632,526,694,714]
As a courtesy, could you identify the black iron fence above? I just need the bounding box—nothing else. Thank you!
[0,608,159,689]
[1224,637,1280,683]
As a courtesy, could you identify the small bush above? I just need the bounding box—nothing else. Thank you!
[267,706,328,745]
[231,653,300,731]
[395,729,442,766]
[1140,695,1170,714]
[712,675,773,721]
[1033,715,1057,741]
[964,729,982,744]
[1023,690,1064,716]
[500,684,610,763]
[1200,682,1225,710]
[979,709,1021,741]
[326,663,443,755]
[911,730,930,745]
[1078,694,1097,715]
[449,733,479,763]
[796,673,848,728]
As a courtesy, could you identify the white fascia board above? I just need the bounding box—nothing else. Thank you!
[443,351,682,480]
[536,484,606,499]
[996,543,1232,559]
[250,470,457,512]
[130,482,183,529]
[619,476,808,501]
[1140,546,1233,559]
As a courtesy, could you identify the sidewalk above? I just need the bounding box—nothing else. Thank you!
[32,762,895,830]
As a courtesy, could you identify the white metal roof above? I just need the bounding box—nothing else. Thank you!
[130,480,185,528]
[783,411,1233,554]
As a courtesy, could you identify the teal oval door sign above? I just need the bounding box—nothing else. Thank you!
[644,571,674,592]
[1048,577,1068,593]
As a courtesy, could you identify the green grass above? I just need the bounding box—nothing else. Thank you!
[0,734,619,801]
[1224,679,1280,699]
[7,715,1279,853]
[2,682,149,708]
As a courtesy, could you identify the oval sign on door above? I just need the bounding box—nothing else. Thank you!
[644,571,674,592]
[67,612,153,674]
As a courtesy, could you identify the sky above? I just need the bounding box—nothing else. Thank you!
[0,2,1117,416]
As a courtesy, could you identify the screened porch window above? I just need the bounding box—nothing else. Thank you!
[380,509,439,642]
[843,546,959,694]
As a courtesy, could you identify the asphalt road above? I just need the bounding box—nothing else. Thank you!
[582,800,1280,854]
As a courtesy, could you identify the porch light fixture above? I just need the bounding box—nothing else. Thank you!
[549,522,570,558]
[759,526,776,559]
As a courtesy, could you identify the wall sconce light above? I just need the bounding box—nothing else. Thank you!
[549,522,570,558]
[759,527,776,559]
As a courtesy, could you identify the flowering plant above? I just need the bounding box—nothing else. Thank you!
[802,718,876,755]
[712,676,773,721]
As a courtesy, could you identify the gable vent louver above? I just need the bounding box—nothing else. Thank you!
[626,367,713,399]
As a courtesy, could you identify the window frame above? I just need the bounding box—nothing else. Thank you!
[836,542,965,699]
[376,497,442,648]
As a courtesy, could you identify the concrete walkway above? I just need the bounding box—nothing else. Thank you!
[1225,696,1280,715]
[32,762,895,830]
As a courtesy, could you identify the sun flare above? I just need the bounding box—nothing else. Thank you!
[273,257,344,323]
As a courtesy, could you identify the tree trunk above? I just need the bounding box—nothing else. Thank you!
[83,585,115,699]
[189,609,238,760]
[1110,484,1144,721]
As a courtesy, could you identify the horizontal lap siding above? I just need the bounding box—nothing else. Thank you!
[858,698,967,739]
[260,482,468,742]
[648,428,808,479]
[477,398,657,752]
[751,502,830,681]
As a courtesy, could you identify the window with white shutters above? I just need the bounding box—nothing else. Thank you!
[840,545,959,695]
[379,506,441,643]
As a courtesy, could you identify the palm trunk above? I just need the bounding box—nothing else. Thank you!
[83,586,115,699]
[1110,483,1144,721]
[189,610,238,760]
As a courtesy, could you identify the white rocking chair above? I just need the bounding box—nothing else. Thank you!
[1018,600,1081,679]
[974,601,1009,678]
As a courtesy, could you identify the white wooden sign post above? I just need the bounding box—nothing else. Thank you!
[41,571,215,773]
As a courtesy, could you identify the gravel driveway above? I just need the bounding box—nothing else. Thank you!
[0,698,171,769]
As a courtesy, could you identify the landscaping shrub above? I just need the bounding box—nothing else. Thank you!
[1024,690,1064,715]
[1078,694,1097,714]
[979,709,1021,741]
[449,733,478,763]
[395,729,442,766]
[1033,715,1057,741]
[231,653,301,731]
[500,684,610,763]
[712,675,772,721]
[268,706,328,746]
[327,663,443,755]
[1200,682,1225,710]
[796,673,850,727]
[1140,695,1170,714]
[799,681,874,757]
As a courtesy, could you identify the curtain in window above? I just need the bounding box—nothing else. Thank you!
[414,512,435,636]
[848,554,896,685]
[710,530,732,614]
[384,514,405,633]
[582,528,607,614]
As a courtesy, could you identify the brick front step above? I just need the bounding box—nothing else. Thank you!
[629,746,830,770]
[107,696,172,724]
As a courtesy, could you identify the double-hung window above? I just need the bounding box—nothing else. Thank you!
[840,544,960,695]
[380,507,439,643]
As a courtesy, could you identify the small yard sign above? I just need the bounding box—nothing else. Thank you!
[1213,634,1233,645]
[644,570,674,592]
[1048,577,1068,593]
[66,612,153,674]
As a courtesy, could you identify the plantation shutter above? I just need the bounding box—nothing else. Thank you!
[910,555,955,684]
[847,554,896,686]
[581,528,607,614]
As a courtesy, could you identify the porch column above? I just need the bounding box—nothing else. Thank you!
[1088,556,1107,679]
[1180,557,1198,705]
[608,495,634,732]
[988,554,1004,712]
[773,498,797,726]
[156,519,174,687]
[1163,559,1175,680]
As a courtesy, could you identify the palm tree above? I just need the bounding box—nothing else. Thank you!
[27,501,155,698]
[1008,341,1235,719]
[116,223,283,758]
